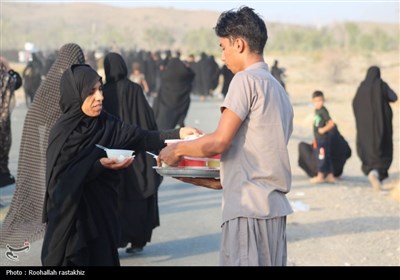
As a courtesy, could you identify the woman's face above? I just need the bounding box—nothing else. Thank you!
[81,80,103,117]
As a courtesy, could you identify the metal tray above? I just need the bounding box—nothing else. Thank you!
[153,167,220,178]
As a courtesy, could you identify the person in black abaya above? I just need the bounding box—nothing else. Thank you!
[196,52,210,100]
[102,52,162,254]
[221,64,234,98]
[352,66,397,190]
[271,60,286,90]
[22,52,43,107]
[187,54,200,96]
[153,57,195,130]
[209,55,221,95]
[41,64,199,266]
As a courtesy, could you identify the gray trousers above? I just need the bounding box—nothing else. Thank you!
[219,216,287,266]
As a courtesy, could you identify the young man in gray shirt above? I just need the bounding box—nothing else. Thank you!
[159,6,293,266]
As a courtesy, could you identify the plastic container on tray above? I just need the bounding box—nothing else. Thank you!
[164,138,220,168]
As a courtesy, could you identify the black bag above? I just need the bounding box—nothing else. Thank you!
[298,126,351,177]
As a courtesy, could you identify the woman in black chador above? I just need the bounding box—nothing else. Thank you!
[153,57,195,129]
[352,66,397,191]
[102,52,162,254]
[22,52,43,107]
[41,64,198,266]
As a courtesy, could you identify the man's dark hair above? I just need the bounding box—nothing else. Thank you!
[214,6,267,55]
[312,90,324,98]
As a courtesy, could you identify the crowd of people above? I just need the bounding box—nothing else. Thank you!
[0,5,398,267]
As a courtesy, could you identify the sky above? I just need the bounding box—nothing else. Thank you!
[5,0,400,25]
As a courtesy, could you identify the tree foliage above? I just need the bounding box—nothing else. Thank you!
[266,22,398,53]
[2,11,398,55]
[143,27,175,50]
[182,28,220,55]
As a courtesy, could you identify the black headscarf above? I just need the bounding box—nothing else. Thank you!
[45,64,106,197]
[352,66,398,180]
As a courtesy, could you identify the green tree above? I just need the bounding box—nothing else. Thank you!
[344,22,361,50]
[182,28,219,55]
[2,18,21,49]
[143,28,175,50]
[371,28,398,51]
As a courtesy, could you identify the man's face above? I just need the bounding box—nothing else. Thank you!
[81,80,103,117]
[219,37,240,74]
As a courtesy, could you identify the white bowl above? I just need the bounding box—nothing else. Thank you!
[164,134,204,145]
[106,149,135,162]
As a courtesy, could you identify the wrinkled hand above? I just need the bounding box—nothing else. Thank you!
[100,157,134,170]
[158,143,181,167]
[174,177,222,190]
[179,127,203,139]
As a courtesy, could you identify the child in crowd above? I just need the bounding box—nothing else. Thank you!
[129,62,149,96]
[311,90,336,183]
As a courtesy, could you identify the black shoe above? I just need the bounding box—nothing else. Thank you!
[126,245,144,254]
[0,172,15,188]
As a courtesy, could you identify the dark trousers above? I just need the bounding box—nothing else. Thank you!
[0,115,11,174]
[315,137,333,174]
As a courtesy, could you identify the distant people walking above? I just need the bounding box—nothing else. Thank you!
[271,59,286,90]
[220,64,234,98]
[0,57,22,188]
[352,66,398,191]
[0,43,85,248]
[85,50,98,71]
[209,55,221,97]
[153,57,195,129]
[187,54,201,96]
[144,51,159,101]
[196,52,220,101]
[102,52,163,255]
[310,90,336,184]
[22,52,43,107]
